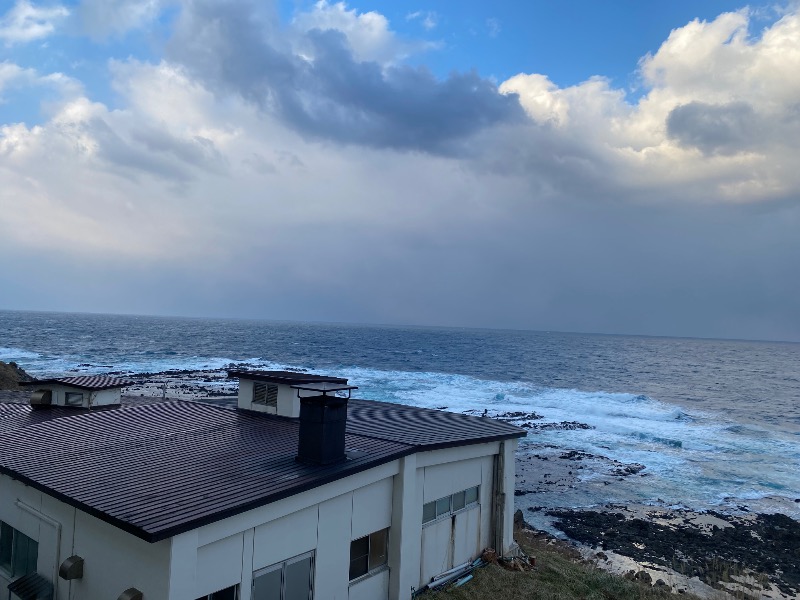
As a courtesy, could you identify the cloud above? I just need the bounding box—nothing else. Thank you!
[499,9,800,204]
[486,18,500,38]
[293,0,433,64]
[167,0,523,153]
[666,101,763,155]
[0,60,83,108]
[0,0,69,45]
[2,3,800,340]
[406,10,437,31]
[77,0,167,38]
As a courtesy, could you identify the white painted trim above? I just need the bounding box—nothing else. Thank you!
[415,441,500,468]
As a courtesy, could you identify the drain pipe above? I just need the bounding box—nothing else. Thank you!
[15,499,62,599]
[493,442,506,553]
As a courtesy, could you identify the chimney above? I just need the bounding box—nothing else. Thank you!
[293,382,357,465]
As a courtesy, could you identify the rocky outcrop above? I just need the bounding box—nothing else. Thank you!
[0,361,34,390]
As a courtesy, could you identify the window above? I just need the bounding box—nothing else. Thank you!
[252,383,278,408]
[422,486,480,524]
[0,521,38,579]
[349,528,388,581]
[64,392,83,406]
[195,585,238,600]
[253,552,314,600]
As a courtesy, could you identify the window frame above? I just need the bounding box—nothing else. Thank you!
[348,528,389,583]
[252,550,314,600]
[0,520,38,580]
[64,391,84,406]
[422,486,480,525]
[194,585,239,600]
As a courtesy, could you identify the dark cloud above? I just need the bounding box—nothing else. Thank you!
[167,0,523,153]
[80,116,225,182]
[666,101,762,155]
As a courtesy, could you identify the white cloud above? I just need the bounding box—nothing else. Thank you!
[486,17,500,38]
[406,10,437,31]
[0,60,83,109]
[499,9,800,204]
[292,0,435,64]
[78,0,166,38]
[0,0,69,45]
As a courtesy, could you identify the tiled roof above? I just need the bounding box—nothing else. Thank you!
[21,375,134,391]
[0,398,524,543]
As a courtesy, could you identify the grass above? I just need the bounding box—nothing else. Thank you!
[422,530,704,600]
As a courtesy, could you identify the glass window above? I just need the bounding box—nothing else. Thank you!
[0,520,37,578]
[349,529,389,581]
[452,491,466,512]
[252,567,281,600]
[253,552,313,600]
[64,392,83,406]
[195,586,239,600]
[465,486,479,505]
[284,556,312,600]
[368,529,388,571]
[422,502,436,523]
[435,496,451,517]
[349,535,369,580]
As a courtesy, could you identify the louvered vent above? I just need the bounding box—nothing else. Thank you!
[253,383,278,408]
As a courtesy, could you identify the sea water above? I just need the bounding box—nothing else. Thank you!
[1,310,798,519]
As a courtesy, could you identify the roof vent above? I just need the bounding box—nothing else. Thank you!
[59,555,84,580]
[30,389,52,408]
[293,382,357,466]
[118,588,143,600]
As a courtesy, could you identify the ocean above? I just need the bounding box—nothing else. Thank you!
[2,309,799,522]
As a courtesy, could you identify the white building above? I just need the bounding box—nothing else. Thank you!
[0,371,524,600]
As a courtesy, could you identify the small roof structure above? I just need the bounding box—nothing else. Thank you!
[226,369,347,386]
[20,375,134,391]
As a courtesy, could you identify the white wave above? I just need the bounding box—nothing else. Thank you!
[0,346,41,361]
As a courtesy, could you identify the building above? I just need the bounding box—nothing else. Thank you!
[0,371,524,600]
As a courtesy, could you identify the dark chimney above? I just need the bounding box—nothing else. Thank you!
[293,382,357,465]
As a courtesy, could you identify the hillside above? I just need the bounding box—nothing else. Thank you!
[0,361,34,390]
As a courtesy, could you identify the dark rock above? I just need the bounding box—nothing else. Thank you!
[0,361,34,390]
[634,571,652,584]
[546,508,800,596]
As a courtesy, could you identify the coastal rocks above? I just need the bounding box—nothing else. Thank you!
[547,508,800,597]
[0,361,34,390]
[526,421,594,431]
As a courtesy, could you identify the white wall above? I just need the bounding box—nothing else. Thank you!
[27,384,122,408]
[70,510,171,599]
[0,474,170,600]
[186,467,397,600]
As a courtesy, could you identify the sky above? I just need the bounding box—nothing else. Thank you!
[1,0,800,342]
